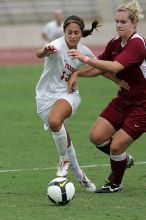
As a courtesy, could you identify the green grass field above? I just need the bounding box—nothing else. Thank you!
[0,65,146,220]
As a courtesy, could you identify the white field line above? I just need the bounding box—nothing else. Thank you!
[0,161,146,173]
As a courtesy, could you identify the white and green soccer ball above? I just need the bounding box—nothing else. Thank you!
[47,177,75,205]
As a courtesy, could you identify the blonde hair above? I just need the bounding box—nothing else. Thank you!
[118,0,144,22]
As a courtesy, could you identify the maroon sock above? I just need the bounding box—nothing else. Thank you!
[110,157,127,185]
[96,138,112,155]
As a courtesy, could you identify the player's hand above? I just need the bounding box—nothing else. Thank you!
[118,80,130,90]
[68,49,84,62]
[36,45,57,58]
[67,73,78,93]
[44,44,57,55]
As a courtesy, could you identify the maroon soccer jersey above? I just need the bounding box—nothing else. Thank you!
[99,32,146,101]
[98,32,146,139]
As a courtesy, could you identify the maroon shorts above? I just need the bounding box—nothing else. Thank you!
[100,96,146,140]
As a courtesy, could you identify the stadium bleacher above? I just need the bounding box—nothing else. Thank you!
[0,0,145,49]
[0,0,145,25]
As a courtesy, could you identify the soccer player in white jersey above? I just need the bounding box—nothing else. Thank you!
[35,15,127,192]
[42,10,64,42]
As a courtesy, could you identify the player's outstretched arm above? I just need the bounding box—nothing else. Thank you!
[36,45,57,58]
[68,49,124,74]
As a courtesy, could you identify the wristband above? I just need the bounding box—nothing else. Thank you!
[83,56,90,63]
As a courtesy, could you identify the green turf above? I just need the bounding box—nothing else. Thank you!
[0,65,145,220]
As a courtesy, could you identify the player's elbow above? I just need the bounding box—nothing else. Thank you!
[36,53,40,58]
[36,51,42,59]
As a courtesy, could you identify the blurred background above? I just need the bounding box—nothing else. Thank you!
[0,0,146,63]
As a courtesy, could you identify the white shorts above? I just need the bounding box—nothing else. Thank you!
[37,92,81,130]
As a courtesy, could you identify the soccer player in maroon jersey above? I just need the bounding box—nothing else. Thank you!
[68,0,146,192]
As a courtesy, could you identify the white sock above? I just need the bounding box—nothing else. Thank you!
[67,142,83,180]
[52,124,69,161]
[110,152,127,161]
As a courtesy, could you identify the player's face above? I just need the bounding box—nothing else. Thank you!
[115,11,136,41]
[64,23,82,49]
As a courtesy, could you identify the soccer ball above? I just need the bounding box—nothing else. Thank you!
[47,177,75,205]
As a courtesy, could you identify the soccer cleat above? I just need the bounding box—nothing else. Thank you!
[108,154,134,181]
[126,154,134,168]
[79,171,96,192]
[95,182,123,193]
[56,160,70,177]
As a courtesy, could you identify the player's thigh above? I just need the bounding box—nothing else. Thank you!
[48,92,80,123]
[89,116,116,143]
[48,99,72,124]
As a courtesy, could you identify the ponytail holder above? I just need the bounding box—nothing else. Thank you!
[83,56,89,63]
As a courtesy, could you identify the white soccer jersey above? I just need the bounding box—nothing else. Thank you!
[36,36,95,113]
[43,20,64,41]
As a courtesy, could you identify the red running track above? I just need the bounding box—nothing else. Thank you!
[0,46,104,65]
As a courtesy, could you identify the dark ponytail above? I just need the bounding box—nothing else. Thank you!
[82,20,101,38]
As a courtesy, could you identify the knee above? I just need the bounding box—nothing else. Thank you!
[89,130,104,146]
[110,141,122,155]
[48,118,61,132]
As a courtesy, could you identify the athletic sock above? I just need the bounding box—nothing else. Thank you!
[67,143,83,180]
[52,124,69,161]
[110,153,127,185]
[96,138,112,155]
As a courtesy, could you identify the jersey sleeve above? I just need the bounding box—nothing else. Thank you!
[115,38,146,67]
[81,46,96,58]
